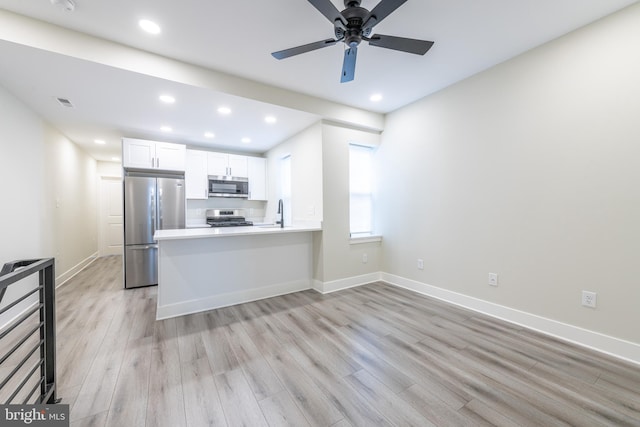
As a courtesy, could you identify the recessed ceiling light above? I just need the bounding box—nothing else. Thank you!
[111,157,121,162]
[94,139,106,145]
[264,115,277,124]
[159,95,175,104]
[241,137,251,143]
[217,106,231,115]
[139,19,161,35]
[160,126,172,132]
[204,132,215,138]
[370,93,383,102]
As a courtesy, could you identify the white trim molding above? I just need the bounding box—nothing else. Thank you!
[380,272,640,366]
[313,272,382,294]
[156,279,311,320]
[55,252,98,288]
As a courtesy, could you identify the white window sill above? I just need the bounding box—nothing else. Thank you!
[349,235,383,245]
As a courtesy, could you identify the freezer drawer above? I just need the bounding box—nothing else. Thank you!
[125,245,158,288]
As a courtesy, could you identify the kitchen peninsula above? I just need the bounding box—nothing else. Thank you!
[154,224,321,319]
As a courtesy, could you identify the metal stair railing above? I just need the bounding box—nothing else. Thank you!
[0,258,58,404]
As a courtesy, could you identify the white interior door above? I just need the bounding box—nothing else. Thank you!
[99,177,123,256]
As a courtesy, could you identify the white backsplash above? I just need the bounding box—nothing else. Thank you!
[187,198,267,225]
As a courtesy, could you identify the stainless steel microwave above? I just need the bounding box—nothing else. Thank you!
[208,176,249,198]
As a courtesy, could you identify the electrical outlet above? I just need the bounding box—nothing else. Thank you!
[488,273,498,286]
[417,259,424,270]
[362,253,368,264]
[582,291,597,308]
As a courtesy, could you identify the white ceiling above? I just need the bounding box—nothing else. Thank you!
[0,0,637,161]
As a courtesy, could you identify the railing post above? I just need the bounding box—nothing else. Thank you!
[41,262,57,404]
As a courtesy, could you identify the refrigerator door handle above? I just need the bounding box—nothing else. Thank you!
[157,187,163,230]
[130,244,159,250]
[151,187,157,237]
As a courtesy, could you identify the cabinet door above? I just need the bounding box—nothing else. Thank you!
[207,152,229,176]
[228,154,248,178]
[247,157,267,201]
[185,150,208,199]
[122,138,154,169]
[155,142,186,172]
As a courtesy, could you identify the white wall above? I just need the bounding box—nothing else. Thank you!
[45,125,98,280]
[0,83,98,326]
[0,85,50,328]
[97,160,122,178]
[377,4,640,345]
[266,123,324,226]
[319,122,381,284]
[0,85,49,263]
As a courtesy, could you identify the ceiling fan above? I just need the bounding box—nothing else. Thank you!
[271,0,434,83]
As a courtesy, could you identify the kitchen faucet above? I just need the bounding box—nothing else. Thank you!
[276,199,284,228]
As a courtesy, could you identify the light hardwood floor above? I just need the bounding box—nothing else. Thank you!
[49,256,640,426]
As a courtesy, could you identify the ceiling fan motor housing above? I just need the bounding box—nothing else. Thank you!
[336,4,371,46]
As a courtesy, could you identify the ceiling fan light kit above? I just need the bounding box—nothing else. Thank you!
[272,0,434,83]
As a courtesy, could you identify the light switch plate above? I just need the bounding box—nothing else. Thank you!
[488,273,498,286]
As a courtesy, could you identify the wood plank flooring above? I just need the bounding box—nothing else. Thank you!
[46,256,640,426]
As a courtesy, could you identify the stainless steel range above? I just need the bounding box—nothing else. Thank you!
[206,209,253,227]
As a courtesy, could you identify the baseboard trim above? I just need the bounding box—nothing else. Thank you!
[156,279,312,320]
[1,252,98,330]
[380,272,640,366]
[313,272,382,294]
[55,252,98,289]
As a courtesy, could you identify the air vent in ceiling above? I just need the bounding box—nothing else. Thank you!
[56,97,74,108]
[50,0,75,12]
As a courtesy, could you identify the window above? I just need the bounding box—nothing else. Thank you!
[349,144,374,236]
[280,155,292,226]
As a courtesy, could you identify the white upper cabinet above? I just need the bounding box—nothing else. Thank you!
[155,142,186,171]
[185,150,208,199]
[247,157,267,201]
[207,152,248,177]
[228,154,248,178]
[122,138,154,169]
[122,138,186,172]
[207,152,229,176]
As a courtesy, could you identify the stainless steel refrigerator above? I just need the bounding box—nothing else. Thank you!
[123,172,185,289]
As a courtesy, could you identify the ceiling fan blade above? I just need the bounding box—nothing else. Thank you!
[363,0,408,31]
[308,0,346,26]
[272,38,338,60]
[340,46,357,83]
[368,34,434,55]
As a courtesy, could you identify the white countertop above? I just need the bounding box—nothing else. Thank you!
[155,224,322,241]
